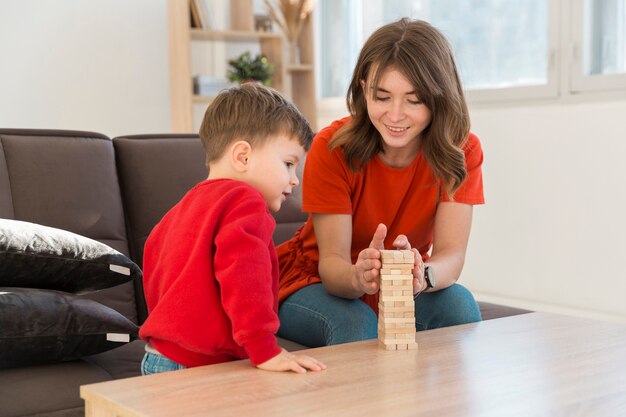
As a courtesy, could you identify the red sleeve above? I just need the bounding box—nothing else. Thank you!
[303,117,354,214]
[213,187,282,365]
[441,132,485,204]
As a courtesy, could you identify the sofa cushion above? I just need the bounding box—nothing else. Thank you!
[0,219,140,293]
[0,360,112,417]
[84,339,146,379]
[0,287,139,369]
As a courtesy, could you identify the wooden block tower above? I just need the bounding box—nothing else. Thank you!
[378,249,418,350]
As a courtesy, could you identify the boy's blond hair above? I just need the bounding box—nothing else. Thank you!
[199,83,314,166]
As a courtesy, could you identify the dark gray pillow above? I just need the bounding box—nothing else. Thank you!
[0,287,139,369]
[0,219,140,293]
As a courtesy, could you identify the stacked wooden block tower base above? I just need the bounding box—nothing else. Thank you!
[378,249,418,350]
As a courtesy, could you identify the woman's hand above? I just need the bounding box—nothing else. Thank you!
[390,234,427,296]
[411,248,428,297]
[354,224,386,294]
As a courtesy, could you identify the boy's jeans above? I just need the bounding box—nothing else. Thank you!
[141,351,187,375]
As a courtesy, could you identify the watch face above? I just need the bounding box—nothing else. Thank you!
[425,266,435,289]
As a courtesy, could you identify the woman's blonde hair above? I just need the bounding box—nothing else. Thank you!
[330,18,470,196]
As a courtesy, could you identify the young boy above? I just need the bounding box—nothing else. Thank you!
[139,84,326,374]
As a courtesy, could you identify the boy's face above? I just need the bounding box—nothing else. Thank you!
[245,134,305,212]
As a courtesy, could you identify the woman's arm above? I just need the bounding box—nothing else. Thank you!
[313,213,385,298]
[424,202,474,292]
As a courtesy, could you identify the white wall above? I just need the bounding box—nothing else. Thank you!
[464,99,626,323]
[0,0,170,137]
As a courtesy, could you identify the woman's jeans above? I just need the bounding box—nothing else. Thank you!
[141,352,187,375]
[277,283,482,347]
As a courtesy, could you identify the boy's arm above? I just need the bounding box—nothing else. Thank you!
[213,190,282,365]
[215,188,326,373]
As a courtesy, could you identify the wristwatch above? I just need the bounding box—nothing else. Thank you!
[424,266,436,289]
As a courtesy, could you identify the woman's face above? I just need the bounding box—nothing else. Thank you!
[363,67,432,160]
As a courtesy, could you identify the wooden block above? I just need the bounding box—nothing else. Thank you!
[378,303,414,313]
[381,320,412,328]
[382,285,412,292]
[380,295,413,302]
[380,274,413,281]
[379,289,401,297]
[380,268,412,275]
[396,344,408,350]
[378,316,414,324]
[380,250,396,261]
[380,249,415,265]
[407,342,418,350]
[383,327,415,334]
[381,338,416,345]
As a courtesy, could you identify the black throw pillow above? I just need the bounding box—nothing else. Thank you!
[0,219,140,293]
[0,287,139,369]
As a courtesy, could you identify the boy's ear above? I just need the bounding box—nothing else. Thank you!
[230,140,252,172]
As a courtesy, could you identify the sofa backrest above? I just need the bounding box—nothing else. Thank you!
[112,134,309,262]
[112,135,206,272]
[0,129,141,324]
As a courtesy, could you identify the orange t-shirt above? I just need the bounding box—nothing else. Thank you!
[277,117,485,313]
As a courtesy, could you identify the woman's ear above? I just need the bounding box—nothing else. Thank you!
[230,140,252,172]
[360,79,369,100]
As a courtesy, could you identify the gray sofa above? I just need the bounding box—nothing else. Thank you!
[0,128,529,417]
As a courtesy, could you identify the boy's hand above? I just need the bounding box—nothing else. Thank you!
[256,349,327,374]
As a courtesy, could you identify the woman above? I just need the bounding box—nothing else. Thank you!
[277,18,484,347]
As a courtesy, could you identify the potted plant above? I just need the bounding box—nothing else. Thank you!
[227,51,274,86]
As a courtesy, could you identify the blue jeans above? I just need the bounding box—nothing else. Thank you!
[141,352,187,375]
[277,283,482,347]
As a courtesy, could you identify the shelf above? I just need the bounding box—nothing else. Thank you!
[193,94,215,103]
[168,0,316,132]
[190,29,282,42]
[287,64,314,72]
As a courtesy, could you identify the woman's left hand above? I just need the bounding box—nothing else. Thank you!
[390,235,427,296]
[411,248,428,297]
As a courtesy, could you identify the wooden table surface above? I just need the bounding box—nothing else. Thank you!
[81,312,626,417]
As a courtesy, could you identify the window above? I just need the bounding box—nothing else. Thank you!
[317,0,556,102]
[571,0,626,92]
[315,0,626,105]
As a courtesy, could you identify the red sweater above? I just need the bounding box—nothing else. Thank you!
[139,179,282,367]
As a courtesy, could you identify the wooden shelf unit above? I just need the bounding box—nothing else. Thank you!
[168,0,317,133]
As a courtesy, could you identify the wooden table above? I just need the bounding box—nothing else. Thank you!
[81,312,626,417]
